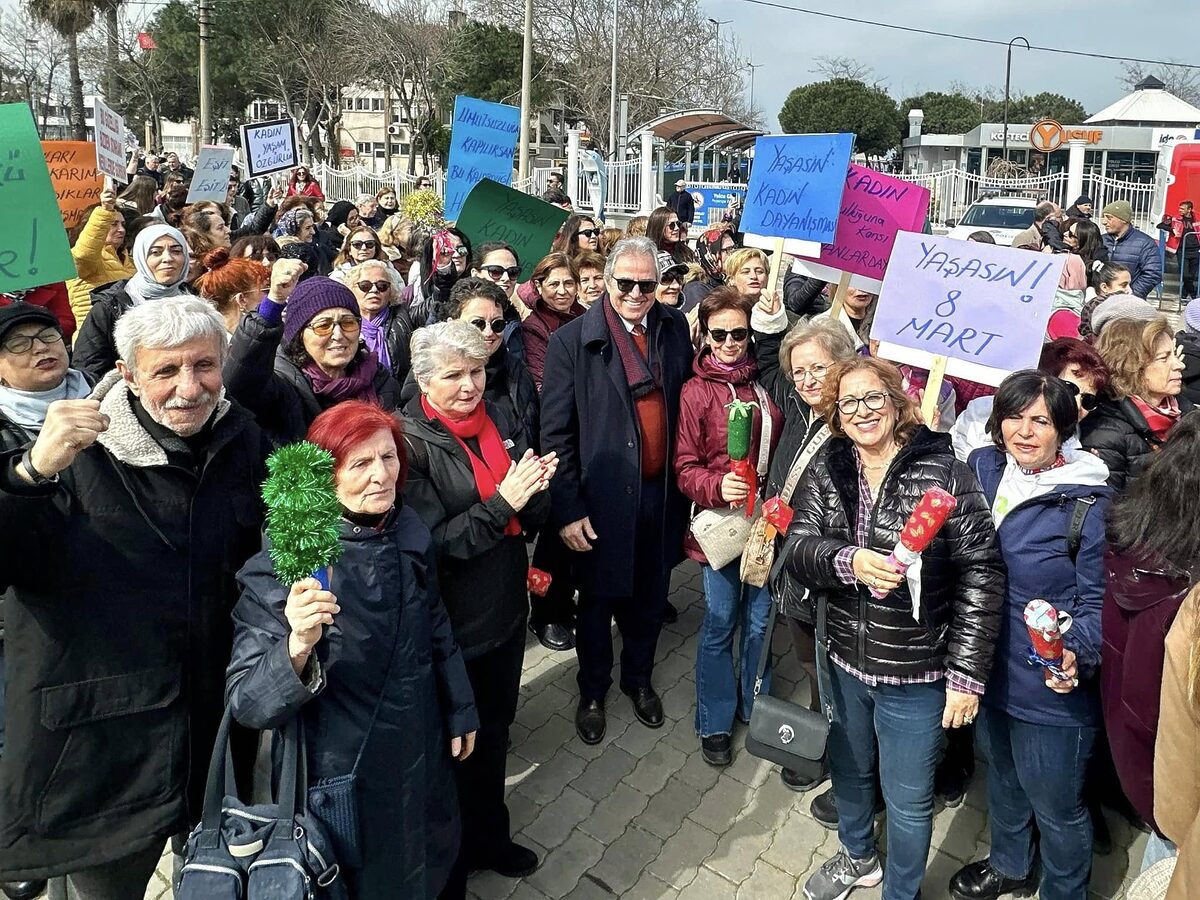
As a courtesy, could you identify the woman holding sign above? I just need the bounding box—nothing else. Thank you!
[781,356,1003,900]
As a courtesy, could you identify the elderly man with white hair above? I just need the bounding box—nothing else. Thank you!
[0,296,272,899]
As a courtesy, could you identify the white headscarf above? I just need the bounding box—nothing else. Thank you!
[125,223,190,306]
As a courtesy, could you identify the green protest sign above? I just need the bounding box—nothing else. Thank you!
[454,178,570,278]
[0,104,77,294]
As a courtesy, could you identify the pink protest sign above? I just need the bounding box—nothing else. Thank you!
[792,165,931,292]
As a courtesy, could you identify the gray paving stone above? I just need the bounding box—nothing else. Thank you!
[647,818,720,889]
[573,745,638,801]
[672,751,724,794]
[638,778,704,840]
[507,788,543,834]
[653,648,694,683]
[706,814,774,884]
[563,874,617,900]
[929,802,988,864]
[660,713,700,755]
[520,712,581,764]
[613,712,669,757]
[623,742,689,796]
[676,866,738,900]
[689,774,755,836]
[627,871,682,900]
[470,867,522,900]
[659,677,697,721]
[527,828,605,899]
[763,809,835,877]
[578,781,651,844]
[724,747,772,789]
[517,683,575,731]
[569,711,634,761]
[523,786,596,850]
[513,748,588,805]
[589,825,665,896]
[736,858,798,899]
[740,774,798,830]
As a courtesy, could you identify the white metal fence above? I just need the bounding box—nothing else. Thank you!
[890,167,1156,232]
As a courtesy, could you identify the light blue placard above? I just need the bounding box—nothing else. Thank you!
[871,231,1065,385]
[740,133,854,243]
[444,95,521,221]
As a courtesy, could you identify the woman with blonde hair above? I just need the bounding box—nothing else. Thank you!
[331,224,386,281]
[624,215,649,237]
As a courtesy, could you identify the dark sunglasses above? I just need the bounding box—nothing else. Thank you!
[614,278,658,295]
[356,280,391,293]
[482,265,521,280]
[307,314,361,337]
[708,327,748,343]
[660,273,683,286]
[1063,380,1100,411]
[577,228,600,239]
[665,221,683,231]
[350,240,377,250]
[469,317,506,335]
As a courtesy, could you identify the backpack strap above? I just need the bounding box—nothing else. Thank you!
[1067,497,1094,564]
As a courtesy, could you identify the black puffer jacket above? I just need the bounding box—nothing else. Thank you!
[400,396,549,659]
[780,427,1004,683]
[1078,395,1195,493]
[1179,330,1200,408]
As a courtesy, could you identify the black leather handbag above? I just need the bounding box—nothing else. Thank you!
[744,593,833,782]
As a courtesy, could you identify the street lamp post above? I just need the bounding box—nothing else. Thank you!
[746,59,762,115]
[1001,36,1030,164]
[707,17,730,56]
[517,0,533,181]
[608,0,618,158]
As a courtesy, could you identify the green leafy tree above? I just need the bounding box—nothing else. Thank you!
[898,90,981,136]
[438,20,555,109]
[29,0,95,139]
[779,78,899,158]
[980,91,1088,124]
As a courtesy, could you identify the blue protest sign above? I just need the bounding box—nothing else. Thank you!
[444,95,520,221]
[689,185,746,228]
[871,231,1065,386]
[740,133,854,254]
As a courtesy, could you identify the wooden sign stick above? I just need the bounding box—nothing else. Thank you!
[828,270,852,321]
[764,237,786,298]
[921,354,948,427]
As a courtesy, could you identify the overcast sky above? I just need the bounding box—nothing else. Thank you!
[704,0,1188,131]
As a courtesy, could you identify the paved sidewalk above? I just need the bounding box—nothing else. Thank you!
[142,560,1143,900]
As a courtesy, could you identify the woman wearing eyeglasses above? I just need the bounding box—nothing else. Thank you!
[647,206,696,265]
[553,214,601,259]
[330,225,386,283]
[674,286,783,767]
[781,356,1003,900]
[522,253,585,392]
[286,165,324,201]
[346,260,414,382]
[224,275,402,443]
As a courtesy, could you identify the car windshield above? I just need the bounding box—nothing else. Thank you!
[960,204,1037,229]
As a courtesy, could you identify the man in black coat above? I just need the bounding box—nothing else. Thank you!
[666,180,696,227]
[0,297,270,897]
[540,237,693,744]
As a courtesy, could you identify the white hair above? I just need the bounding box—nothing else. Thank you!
[604,236,658,281]
[410,320,488,390]
[115,295,229,373]
[346,260,405,305]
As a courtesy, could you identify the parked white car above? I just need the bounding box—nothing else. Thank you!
[945,196,1039,246]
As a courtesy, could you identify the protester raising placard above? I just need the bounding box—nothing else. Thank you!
[455,178,569,278]
[444,95,520,221]
[40,141,104,231]
[240,118,299,178]
[92,98,127,183]
[187,146,236,203]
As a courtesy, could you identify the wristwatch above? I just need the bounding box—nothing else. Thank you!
[19,448,57,484]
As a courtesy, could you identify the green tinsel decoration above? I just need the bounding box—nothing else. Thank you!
[262,441,343,585]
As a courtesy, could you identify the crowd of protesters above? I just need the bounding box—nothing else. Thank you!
[0,148,1195,900]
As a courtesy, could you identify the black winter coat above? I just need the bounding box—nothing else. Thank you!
[227,507,479,900]
[1180,330,1200,408]
[0,374,270,881]
[1078,395,1195,493]
[401,397,549,659]
[72,281,134,380]
[780,427,1004,683]
[783,271,829,319]
[539,300,692,598]
[372,304,415,384]
[224,309,403,444]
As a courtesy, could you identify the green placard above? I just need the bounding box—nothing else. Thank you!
[0,104,78,294]
[453,178,570,278]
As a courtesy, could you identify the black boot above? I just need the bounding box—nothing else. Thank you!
[1,882,46,900]
[949,859,1036,900]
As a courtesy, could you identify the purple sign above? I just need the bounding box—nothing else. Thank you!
[793,165,930,292]
[871,232,1065,386]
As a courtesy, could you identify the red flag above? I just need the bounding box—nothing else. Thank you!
[137,32,158,50]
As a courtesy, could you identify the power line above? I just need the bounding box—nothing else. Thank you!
[732,0,1200,70]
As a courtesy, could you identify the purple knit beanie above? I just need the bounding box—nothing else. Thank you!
[282,276,361,344]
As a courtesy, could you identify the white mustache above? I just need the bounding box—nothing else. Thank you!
[164,391,217,410]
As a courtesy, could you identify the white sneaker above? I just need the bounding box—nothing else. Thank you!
[802,847,883,900]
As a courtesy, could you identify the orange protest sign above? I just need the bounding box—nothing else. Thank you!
[40,141,104,231]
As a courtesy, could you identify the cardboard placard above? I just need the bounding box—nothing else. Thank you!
[792,164,931,292]
[0,105,79,293]
[870,232,1065,387]
[93,97,127,182]
[186,145,236,203]
[444,95,520,221]
[454,178,570,279]
[740,133,855,258]
[240,118,298,178]
[40,141,104,230]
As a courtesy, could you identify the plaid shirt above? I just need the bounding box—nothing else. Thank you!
[830,454,984,696]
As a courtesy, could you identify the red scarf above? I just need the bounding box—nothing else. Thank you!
[421,396,522,536]
[1130,395,1181,444]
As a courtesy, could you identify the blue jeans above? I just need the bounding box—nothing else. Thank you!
[826,665,945,900]
[694,562,773,737]
[980,708,1096,900]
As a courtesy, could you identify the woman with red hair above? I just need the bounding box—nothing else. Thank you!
[227,400,479,900]
[194,248,270,332]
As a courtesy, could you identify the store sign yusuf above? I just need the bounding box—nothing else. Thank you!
[985,121,1104,150]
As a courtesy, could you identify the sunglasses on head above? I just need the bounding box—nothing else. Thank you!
[350,240,377,250]
[614,278,658,295]
[356,280,390,293]
[577,228,600,239]
[708,327,748,343]
[307,314,361,337]
[1063,380,1099,411]
[469,317,506,335]
[482,264,521,280]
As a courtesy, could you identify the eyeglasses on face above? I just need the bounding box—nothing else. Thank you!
[665,221,683,231]
[356,280,391,294]
[613,278,659,295]
[2,326,62,354]
[793,364,829,384]
[350,240,377,251]
[306,315,361,337]
[482,265,521,280]
[469,317,506,335]
[659,274,683,287]
[708,327,748,344]
[836,391,890,417]
[577,228,600,239]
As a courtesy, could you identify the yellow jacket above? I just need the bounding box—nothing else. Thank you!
[67,207,135,332]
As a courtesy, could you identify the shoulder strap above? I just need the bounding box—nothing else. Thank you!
[780,424,831,505]
[726,382,774,479]
[1067,496,1094,564]
[753,594,833,724]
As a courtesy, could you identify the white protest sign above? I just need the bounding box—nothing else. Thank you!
[240,118,298,178]
[186,145,236,203]
[870,232,1065,387]
[93,98,127,182]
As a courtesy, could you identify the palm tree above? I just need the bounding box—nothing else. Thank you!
[29,0,95,140]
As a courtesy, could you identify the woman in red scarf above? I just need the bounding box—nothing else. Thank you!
[401,320,558,899]
[1081,317,1192,492]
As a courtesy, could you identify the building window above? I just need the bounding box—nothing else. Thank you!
[356,142,371,155]
[344,97,354,111]
[373,142,386,158]
[371,98,384,112]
